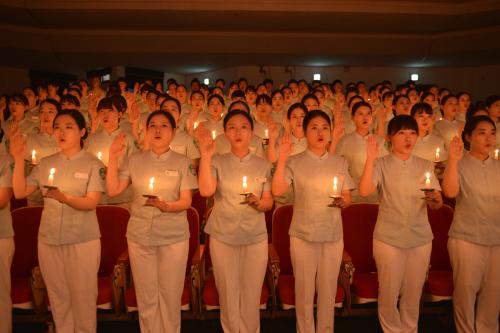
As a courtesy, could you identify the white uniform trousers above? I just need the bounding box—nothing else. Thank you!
[448,238,500,333]
[128,239,189,333]
[373,239,431,333]
[0,238,14,333]
[38,239,100,333]
[290,237,343,333]
[210,238,268,333]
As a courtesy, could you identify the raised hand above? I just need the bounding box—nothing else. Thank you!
[268,120,279,142]
[109,133,126,161]
[331,121,344,143]
[195,125,215,158]
[278,132,293,161]
[448,136,464,162]
[366,135,379,161]
[9,130,26,160]
[128,101,140,124]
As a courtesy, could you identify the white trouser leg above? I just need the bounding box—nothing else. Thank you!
[0,238,14,333]
[38,239,100,333]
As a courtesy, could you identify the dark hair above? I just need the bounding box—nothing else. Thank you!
[245,86,256,93]
[271,90,284,99]
[263,78,274,85]
[54,109,88,148]
[421,92,435,103]
[440,94,457,106]
[39,98,61,114]
[97,96,127,114]
[485,95,500,108]
[67,87,82,99]
[347,95,363,108]
[215,78,225,85]
[160,97,182,113]
[302,110,331,133]
[207,94,225,106]
[301,94,319,105]
[382,92,394,101]
[228,100,250,113]
[287,103,308,119]
[456,91,471,101]
[210,87,224,95]
[10,94,29,106]
[410,102,433,117]
[190,90,204,100]
[351,101,372,116]
[223,109,254,130]
[462,115,496,150]
[60,94,80,107]
[256,94,272,105]
[387,115,419,136]
[465,105,489,122]
[146,110,176,129]
[231,90,246,99]
[392,94,409,106]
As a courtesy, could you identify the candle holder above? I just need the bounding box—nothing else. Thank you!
[43,185,58,190]
[327,194,342,207]
[239,191,252,204]
[142,194,158,199]
[262,138,269,146]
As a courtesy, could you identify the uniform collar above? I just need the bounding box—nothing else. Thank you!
[464,152,493,166]
[59,149,85,161]
[305,148,329,160]
[149,148,172,161]
[230,151,252,162]
[388,153,413,165]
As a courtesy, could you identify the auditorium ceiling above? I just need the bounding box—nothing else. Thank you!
[0,0,499,73]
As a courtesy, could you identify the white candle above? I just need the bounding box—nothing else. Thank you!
[265,129,269,138]
[194,121,198,129]
[148,177,155,192]
[212,130,216,140]
[425,172,431,189]
[242,176,248,192]
[435,147,440,161]
[332,176,338,196]
[97,151,102,161]
[48,168,56,186]
[31,150,37,164]
[495,149,499,160]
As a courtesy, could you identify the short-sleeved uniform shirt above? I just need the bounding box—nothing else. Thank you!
[412,134,447,162]
[449,154,500,245]
[371,154,441,248]
[204,152,272,245]
[27,151,106,245]
[120,150,198,246]
[336,132,388,203]
[0,153,13,239]
[285,150,355,242]
[169,130,200,160]
[433,118,463,149]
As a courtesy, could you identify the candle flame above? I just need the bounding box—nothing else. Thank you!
[212,130,216,140]
[97,151,102,160]
[49,168,56,176]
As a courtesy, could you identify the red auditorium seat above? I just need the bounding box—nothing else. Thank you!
[122,207,201,315]
[269,204,348,313]
[424,205,454,301]
[341,203,379,304]
[10,207,42,312]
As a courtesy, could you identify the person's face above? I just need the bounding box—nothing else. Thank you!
[90,77,100,89]
[313,92,325,105]
[430,86,439,97]
[272,93,284,109]
[37,87,48,100]
[408,90,419,104]
[216,81,225,89]
[39,103,57,127]
[191,93,205,110]
[395,97,411,115]
[414,112,433,134]
[168,83,177,97]
[256,100,272,117]
[303,98,319,111]
[98,107,120,131]
[228,102,249,114]
[423,95,435,107]
[467,121,496,156]
[389,128,417,155]
[155,83,162,92]
[160,100,180,124]
[488,101,500,122]
[9,100,26,118]
[383,95,394,107]
[348,98,363,113]
[224,114,253,149]
[357,84,367,94]
[443,97,458,119]
[256,85,267,96]
[208,98,223,117]
[191,82,200,92]
[238,81,248,91]
[305,116,331,150]
[333,83,343,93]
[48,85,58,96]
[299,83,309,95]
[146,114,174,149]
[289,107,306,132]
[53,115,85,150]
[265,83,272,92]
[458,94,471,111]
[23,89,37,107]
[146,92,157,110]
[352,105,373,131]
[213,88,224,97]
[246,91,257,105]
[118,81,127,92]
[368,91,378,104]
[176,86,187,101]
[289,83,299,95]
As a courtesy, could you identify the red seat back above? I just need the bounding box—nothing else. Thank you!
[341,203,379,273]
[186,207,200,275]
[96,206,130,276]
[11,207,42,278]
[191,191,207,225]
[271,204,294,275]
[427,204,454,271]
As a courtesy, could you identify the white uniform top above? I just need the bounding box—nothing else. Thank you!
[2,117,39,137]
[284,150,355,243]
[169,130,200,160]
[372,154,441,248]
[270,111,287,126]
[336,132,388,202]
[199,117,224,138]
[119,150,198,246]
[25,106,40,122]
[86,128,138,204]
[433,118,463,149]
[0,153,13,239]
[449,153,500,245]
[27,151,106,245]
[412,134,447,162]
[214,135,264,158]
[204,152,272,245]
[253,118,283,140]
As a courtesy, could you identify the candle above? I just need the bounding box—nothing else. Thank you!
[48,168,56,186]
[194,121,198,129]
[212,130,216,140]
[242,176,248,192]
[148,177,155,192]
[265,129,269,138]
[31,150,37,165]
[97,151,102,161]
[332,176,338,197]
[425,172,431,189]
[495,149,499,160]
[435,147,440,161]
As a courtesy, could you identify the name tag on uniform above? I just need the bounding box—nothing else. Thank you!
[74,172,89,180]
[165,170,179,177]
[255,176,267,183]
[170,145,186,153]
[249,146,256,153]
